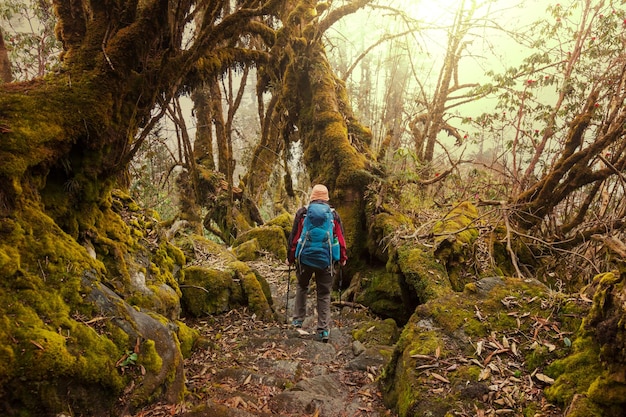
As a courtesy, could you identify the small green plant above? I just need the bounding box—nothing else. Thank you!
[117,350,138,368]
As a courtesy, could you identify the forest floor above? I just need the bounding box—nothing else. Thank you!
[130,255,395,417]
[129,254,571,417]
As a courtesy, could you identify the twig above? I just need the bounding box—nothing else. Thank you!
[331,301,366,309]
[503,209,524,279]
[179,285,210,294]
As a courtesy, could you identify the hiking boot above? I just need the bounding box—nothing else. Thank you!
[292,319,303,328]
[316,329,329,343]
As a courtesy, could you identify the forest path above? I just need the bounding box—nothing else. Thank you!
[131,256,395,417]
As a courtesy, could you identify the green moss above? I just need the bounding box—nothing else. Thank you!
[367,211,413,264]
[352,318,400,346]
[175,320,199,358]
[253,269,273,308]
[139,339,163,373]
[545,335,601,405]
[432,201,479,291]
[381,276,584,416]
[233,238,260,261]
[395,243,451,304]
[587,371,626,404]
[0,244,20,277]
[231,261,274,321]
[355,269,409,324]
[233,225,287,260]
[180,266,234,317]
[265,212,293,240]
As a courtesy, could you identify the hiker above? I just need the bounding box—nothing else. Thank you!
[287,184,347,342]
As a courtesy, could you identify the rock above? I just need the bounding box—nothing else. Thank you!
[83,274,185,408]
[346,346,391,371]
[352,340,365,356]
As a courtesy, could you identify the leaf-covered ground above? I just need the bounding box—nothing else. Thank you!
[130,256,395,417]
[129,254,585,417]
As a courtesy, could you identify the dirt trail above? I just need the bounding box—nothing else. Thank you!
[131,257,395,417]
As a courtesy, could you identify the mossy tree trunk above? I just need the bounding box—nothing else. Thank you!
[0,28,11,84]
[0,0,283,414]
[247,0,376,257]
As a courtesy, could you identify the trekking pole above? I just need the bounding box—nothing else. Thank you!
[285,264,292,324]
[338,263,343,311]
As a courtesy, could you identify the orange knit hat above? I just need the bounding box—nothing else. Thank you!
[309,184,329,202]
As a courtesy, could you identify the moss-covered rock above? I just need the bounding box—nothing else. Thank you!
[233,238,261,261]
[394,242,452,306]
[352,318,400,347]
[181,266,238,316]
[265,212,293,240]
[366,210,413,264]
[233,224,288,260]
[0,190,192,416]
[381,276,585,417]
[544,271,626,416]
[230,261,274,321]
[355,268,411,324]
[175,231,275,321]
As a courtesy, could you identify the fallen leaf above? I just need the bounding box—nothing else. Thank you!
[475,305,484,321]
[478,367,491,381]
[502,336,509,349]
[483,348,509,366]
[476,340,484,356]
[410,354,434,360]
[543,341,557,352]
[430,372,449,383]
[535,373,555,384]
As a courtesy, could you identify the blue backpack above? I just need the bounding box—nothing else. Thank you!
[295,202,340,269]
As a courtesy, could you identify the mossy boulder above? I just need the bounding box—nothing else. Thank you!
[181,266,241,316]
[394,242,452,307]
[545,271,626,416]
[355,268,411,324]
[233,238,261,261]
[265,212,293,240]
[0,190,196,416]
[233,224,288,260]
[175,234,274,321]
[82,274,185,408]
[381,276,586,417]
[352,318,401,347]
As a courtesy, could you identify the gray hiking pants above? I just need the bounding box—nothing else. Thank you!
[293,264,333,332]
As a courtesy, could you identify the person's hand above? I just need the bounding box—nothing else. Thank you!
[341,260,346,266]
